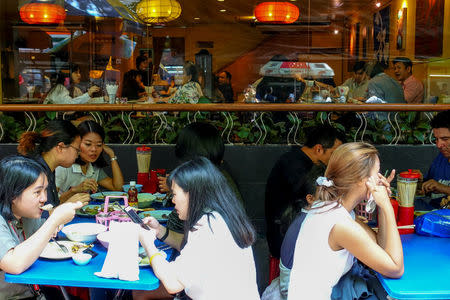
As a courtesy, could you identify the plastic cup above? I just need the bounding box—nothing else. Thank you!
[396,170,420,207]
[136,146,152,173]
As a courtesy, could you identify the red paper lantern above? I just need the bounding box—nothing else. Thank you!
[20,3,66,25]
[254,2,299,24]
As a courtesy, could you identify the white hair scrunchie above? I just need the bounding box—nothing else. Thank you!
[316,176,334,187]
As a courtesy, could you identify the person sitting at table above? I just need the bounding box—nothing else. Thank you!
[168,61,203,104]
[393,57,424,104]
[265,125,344,259]
[340,61,369,100]
[137,157,260,300]
[44,68,100,104]
[17,120,90,207]
[121,70,147,101]
[0,155,84,299]
[366,61,405,103]
[422,110,450,206]
[55,120,124,203]
[288,142,404,300]
[133,122,243,299]
[262,165,323,300]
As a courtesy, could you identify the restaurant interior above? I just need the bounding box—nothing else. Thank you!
[0,0,449,102]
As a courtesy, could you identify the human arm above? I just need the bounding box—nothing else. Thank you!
[329,176,403,278]
[0,201,84,274]
[158,175,169,193]
[143,217,183,251]
[97,146,124,191]
[59,179,98,203]
[422,179,450,195]
[139,227,185,294]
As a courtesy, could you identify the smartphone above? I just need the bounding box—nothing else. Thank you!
[124,206,151,230]
[83,248,98,258]
[366,194,376,214]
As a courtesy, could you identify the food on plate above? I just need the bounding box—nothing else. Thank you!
[140,256,150,265]
[71,243,92,254]
[78,205,114,215]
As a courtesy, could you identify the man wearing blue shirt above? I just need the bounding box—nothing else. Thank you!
[423,110,450,202]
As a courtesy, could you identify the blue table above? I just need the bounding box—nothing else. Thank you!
[377,234,450,299]
[5,217,172,291]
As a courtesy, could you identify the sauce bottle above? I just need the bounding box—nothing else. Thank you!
[128,181,138,206]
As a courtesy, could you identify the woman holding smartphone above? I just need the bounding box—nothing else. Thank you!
[136,157,259,300]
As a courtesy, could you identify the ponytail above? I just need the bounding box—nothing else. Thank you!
[17,132,42,156]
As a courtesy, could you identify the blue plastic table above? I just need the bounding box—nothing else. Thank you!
[5,217,172,291]
[377,234,450,299]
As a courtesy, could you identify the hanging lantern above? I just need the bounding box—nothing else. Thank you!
[136,0,182,23]
[19,3,66,25]
[254,2,299,24]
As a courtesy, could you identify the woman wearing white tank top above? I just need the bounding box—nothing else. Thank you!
[288,142,403,300]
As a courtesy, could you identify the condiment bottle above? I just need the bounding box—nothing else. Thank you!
[128,181,138,206]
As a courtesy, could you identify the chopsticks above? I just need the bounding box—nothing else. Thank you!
[372,224,415,232]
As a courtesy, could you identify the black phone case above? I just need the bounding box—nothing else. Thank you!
[83,248,99,258]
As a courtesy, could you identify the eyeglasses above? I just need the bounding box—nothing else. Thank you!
[65,145,81,155]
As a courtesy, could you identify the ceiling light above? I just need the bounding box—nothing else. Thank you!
[375,2,381,7]
[334,29,339,34]
[220,9,226,12]
[194,17,200,20]
[254,2,299,24]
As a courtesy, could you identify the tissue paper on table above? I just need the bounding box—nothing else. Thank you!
[95,221,140,281]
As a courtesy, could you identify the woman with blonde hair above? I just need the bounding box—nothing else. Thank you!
[288,142,403,300]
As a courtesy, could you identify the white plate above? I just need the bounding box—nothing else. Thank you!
[40,241,86,260]
[90,191,127,201]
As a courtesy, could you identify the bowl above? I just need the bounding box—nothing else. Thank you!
[61,223,107,243]
[96,230,113,248]
[138,193,156,208]
[122,184,143,193]
[72,253,92,266]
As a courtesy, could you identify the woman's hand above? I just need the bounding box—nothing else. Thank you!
[49,201,84,226]
[72,179,98,193]
[158,175,169,193]
[377,170,395,197]
[102,145,115,158]
[138,220,158,251]
[66,193,90,206]
[366,176,390,209]
[88,85,101,97]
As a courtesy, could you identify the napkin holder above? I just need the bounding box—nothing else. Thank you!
[96,196,131,229]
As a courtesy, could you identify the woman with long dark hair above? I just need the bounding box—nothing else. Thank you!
[44,64,100,104]
[0,156,83,299]
[137,157,259,300]
[17,120,90,207]
[56,120,124,202]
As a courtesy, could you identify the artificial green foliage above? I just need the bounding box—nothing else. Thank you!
[0,111,436,145]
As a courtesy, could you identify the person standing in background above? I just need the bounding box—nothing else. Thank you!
[393,57,424,103]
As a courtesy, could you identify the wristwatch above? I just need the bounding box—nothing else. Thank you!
[110,156,118,162]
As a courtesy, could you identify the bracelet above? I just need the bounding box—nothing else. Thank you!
[110,156,117,162]
[149,251,167,266]
[158,227,170,242]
